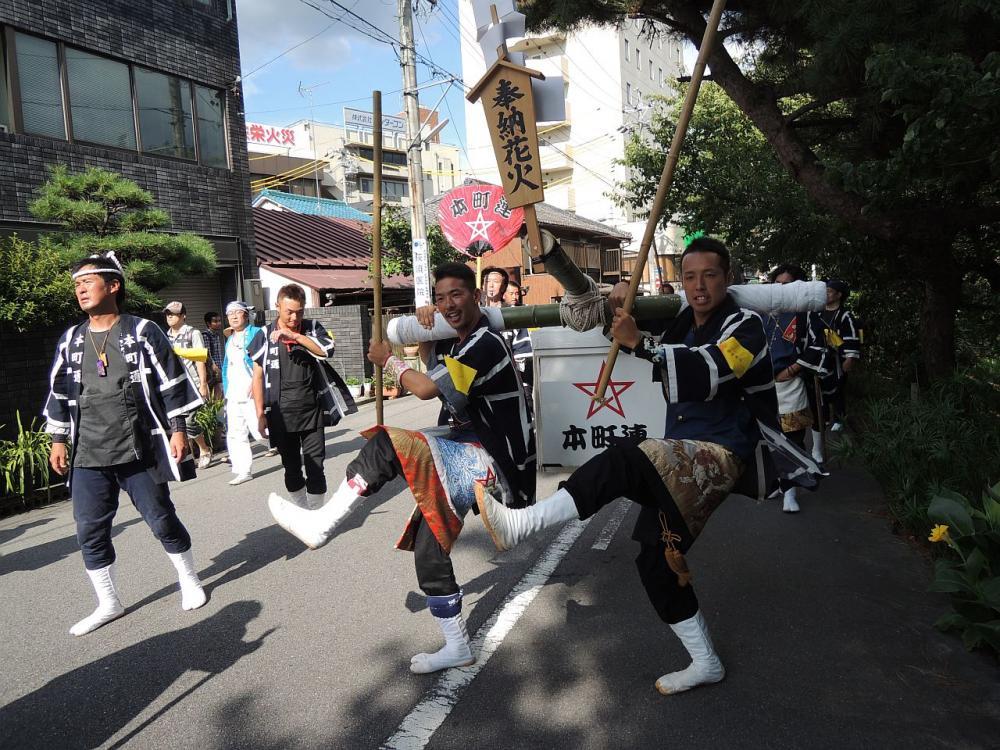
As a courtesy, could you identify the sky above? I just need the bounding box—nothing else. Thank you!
[235,0,470,156]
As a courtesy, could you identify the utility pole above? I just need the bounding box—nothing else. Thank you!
[398,0,431,305]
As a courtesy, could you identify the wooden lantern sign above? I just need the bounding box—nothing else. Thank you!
[437,183,525,258]
[466,1,561,261]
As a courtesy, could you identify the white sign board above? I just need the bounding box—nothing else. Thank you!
[344,107,406,134]
[411,237,431,307]
[532,328,666,467]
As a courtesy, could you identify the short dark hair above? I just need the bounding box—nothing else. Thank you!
[768,263,807,283]
[276,284,306,305]
[204,311,220,325]
[70,256,126,307]
[433,262,476,292]
[681,236,731,275]
[481,266,509,295]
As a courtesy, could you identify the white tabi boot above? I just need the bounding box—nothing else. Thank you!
[655,610,726,695]
[782,486,801,513]
[410,593,475,674]
[167,549,207,610]
[475,485,578,551]
[268,475,367,550]
[70,563,125,636]
[810,429,824,464]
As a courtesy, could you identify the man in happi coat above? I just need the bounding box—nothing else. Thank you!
[250,284,355,510]
[810,279,862,439]
[268,263,535,674]
[475,237,823,695]
[763,264,830,512]
[44,253,207,636]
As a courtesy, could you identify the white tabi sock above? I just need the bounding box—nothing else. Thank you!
[475,486,579,551]
[167,549,207,610]
[655,610,726,695]
[782,487,800,513]
[410,593,475,674]
[810,429,824,463]
[70,563,125,636]
[268,475,367,550]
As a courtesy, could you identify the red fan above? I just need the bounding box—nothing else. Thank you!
[437,184,525,258]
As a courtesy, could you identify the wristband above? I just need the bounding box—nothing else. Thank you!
[384,355,412,381]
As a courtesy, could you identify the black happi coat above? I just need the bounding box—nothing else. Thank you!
[43,314,202,490]
[249,319,356,427]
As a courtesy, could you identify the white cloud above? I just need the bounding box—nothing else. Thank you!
[235,0,400,75]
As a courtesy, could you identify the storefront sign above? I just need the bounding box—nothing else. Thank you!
[246,122,296,146]
[344,107,406,133]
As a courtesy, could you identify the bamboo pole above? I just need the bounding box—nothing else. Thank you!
[372,91,385,425]
[593,0,728,402]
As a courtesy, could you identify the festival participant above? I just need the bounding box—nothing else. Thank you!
[163,301,214,468]
[814,279,861,434]
[268,263,535,674]
[502,279,534,399]
[481,266,509,308]
[764,264,830,512]
[475,237,822,695]
[250,284,354,509]
[221,301,264,485]
[44,253,207,636]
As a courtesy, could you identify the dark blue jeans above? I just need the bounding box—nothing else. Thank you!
[72,461,192,570]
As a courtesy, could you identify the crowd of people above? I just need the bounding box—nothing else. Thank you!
[44,240,861,696]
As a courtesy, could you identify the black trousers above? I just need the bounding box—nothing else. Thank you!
[270,421,326,495]
[806,374,849,426]
[72,461,192,570]
[563,444,702,625]
[347,430,458,597]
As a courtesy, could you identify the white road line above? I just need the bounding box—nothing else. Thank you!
[380,518,591,750]
[591,498,631,551]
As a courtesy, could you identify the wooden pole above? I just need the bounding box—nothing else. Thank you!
[593,0,728,402]
[372,91,385,425]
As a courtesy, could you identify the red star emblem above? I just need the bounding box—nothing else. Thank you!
[572,361,635,419]
[474,466,497,488]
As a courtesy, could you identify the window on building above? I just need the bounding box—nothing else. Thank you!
[659,67,663,87]
[625,82,631,106]
[195,85,227,168]
[66,48,136,149]
[355,145,406,166]
[636,51,641,70]
[624,39,629,61]
[16,33,65,139]
[0,34,9,130]
[649,60,654,80]
[360,176,408,198]
[135,67,195,160]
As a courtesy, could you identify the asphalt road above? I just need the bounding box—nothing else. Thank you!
[1,397,997,749]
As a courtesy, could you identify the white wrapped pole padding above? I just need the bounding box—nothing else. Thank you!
[385,282,826,344]
[387,307,505,345]
[680,281,827,316]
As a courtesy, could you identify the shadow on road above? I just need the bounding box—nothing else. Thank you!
[0,517,144,576]
[0,600,271,750]
[0,517,54,546]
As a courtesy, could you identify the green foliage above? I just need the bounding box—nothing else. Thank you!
[374,205,462,278]
[0,235,76,331]
[0,412,55,508]
[926,482,1000,656]
[839,360,1000,534]
[190,396,225,449]
[344,376,361,386]
[28,165,217,313]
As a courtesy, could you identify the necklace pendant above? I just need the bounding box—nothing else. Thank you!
[96,358,107,377]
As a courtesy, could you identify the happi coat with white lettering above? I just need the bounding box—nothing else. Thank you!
[42,314,202,490]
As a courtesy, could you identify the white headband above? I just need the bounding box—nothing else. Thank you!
[71,251,125,279]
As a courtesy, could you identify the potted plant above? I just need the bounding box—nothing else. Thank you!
[345,376,363,398]
[382,370,399,399]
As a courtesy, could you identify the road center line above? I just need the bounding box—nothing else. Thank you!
[590,498,631,551]
[380,518,591,750]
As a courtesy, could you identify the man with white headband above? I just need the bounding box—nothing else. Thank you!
[221,300,263,485]
[44,253,207,636]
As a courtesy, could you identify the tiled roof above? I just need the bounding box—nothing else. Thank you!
[252,189,373,223]
[266,267,413,291]
[424,179,630,242]
[252,208,372,268]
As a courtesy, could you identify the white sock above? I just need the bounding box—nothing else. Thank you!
[70,564,125,636]
[782,487,800,513]
[810,429,824,462]
[655,611,725,695]
[410,597,475,674]
[268,475,367,550]
[167,550,207,611]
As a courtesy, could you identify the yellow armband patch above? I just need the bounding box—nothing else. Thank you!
[718,337,754,378]
[824,329,844,348]
[444,356,477,395]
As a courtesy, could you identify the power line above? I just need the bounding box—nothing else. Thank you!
[242,21,337,80]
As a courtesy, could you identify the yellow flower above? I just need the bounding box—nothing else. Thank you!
[928,524,950,543]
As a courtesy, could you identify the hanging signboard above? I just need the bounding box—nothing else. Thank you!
[437,183,525,258]
[411,238,431,307]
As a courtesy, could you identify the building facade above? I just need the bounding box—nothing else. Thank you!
[459,7,687,288]
[0,0,256,325]
[247,107,463,210]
